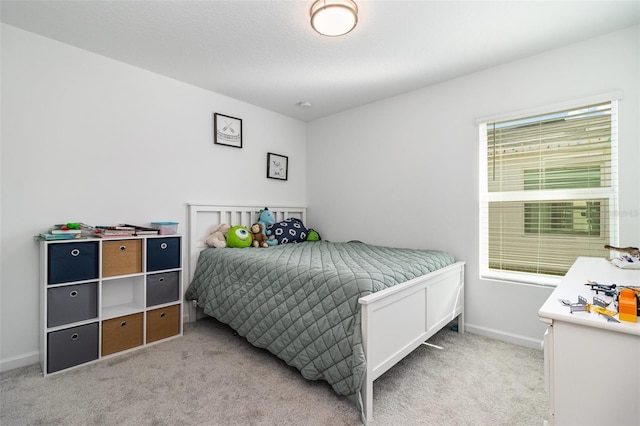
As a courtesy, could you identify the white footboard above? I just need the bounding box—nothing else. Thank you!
[359,261,465,423]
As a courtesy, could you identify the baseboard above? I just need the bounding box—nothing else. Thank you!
[464,323,543,350]
[0,351,39,373]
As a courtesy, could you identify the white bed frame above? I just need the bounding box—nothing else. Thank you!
[187,204,465,424]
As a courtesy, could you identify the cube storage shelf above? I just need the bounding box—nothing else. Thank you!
[40,235,182,376]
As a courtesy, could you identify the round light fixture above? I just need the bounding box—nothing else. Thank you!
[310,0,358,37]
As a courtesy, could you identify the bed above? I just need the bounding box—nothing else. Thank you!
[185,204,465,424]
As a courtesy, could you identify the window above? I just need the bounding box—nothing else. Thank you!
[523,166,602,237]
[479,100,618,285]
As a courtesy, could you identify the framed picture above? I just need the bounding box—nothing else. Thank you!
[267,152,288,180]
[214,113,242,148]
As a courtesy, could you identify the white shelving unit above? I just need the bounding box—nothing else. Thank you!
[39,235,183,376]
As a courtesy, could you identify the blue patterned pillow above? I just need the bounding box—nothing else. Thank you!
[269,218,309,244]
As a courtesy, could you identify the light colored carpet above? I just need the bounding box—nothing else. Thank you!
[1,318,548,425]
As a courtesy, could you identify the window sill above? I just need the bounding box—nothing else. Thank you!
[480,270,561,287]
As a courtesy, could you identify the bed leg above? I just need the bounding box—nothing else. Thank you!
[457,312,465,333]
[188,300,198,322]
[361,374,373,424]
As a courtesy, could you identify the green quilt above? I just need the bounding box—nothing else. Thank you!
[184,241,455,405]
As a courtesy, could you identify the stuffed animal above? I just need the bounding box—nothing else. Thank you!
[249,223,269,248]
[226,225,253,248]
[306,229,321,242]
[205,223,231,248]
[258,207,278,246]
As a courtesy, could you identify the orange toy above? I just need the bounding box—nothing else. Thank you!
[618,288,638,323]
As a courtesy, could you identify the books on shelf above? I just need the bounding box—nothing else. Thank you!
[93,224,161,237]
[50,224,83,234]
[95,233,134,238]
[120,224,159,236]
[38,222,161,241]
[97,226,136,231]
[38,233,82,241]
[38,223,85,240]
[95,226,136,238]
[50,228,82,234]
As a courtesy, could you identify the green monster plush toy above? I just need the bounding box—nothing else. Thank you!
[226,225,253,248]
[306,229,321,242]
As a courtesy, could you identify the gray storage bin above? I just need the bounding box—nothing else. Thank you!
[146,271,180,307]
[147,237,181,272]
[47,322,99,373]
[48,241,99,284]
[47,282,98,327]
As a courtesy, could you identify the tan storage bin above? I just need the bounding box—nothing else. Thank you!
[146,304,180,343]
[102,239,142,277]
[102,312,143,356]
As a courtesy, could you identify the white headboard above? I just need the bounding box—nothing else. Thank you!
[187,203,307,281]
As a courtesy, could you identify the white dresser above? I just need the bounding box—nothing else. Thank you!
[538,257,640,426]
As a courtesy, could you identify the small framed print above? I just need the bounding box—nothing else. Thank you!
[267,152,288,181]
[214,113,242,148]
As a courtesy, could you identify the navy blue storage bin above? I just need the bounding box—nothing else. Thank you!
[47,322,99,373]
[147,237,181,272]
[48,241,99,285]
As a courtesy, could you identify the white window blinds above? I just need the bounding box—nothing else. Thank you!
[479,100,618,285]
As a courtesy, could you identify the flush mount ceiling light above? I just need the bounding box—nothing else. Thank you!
[310,0,358,37]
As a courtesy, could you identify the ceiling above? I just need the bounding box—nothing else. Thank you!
[1,1,639,121]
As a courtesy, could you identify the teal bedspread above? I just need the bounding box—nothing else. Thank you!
[184,241,455,404]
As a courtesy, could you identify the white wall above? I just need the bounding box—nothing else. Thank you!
[0,24,307,370]
[307,26,640,348]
